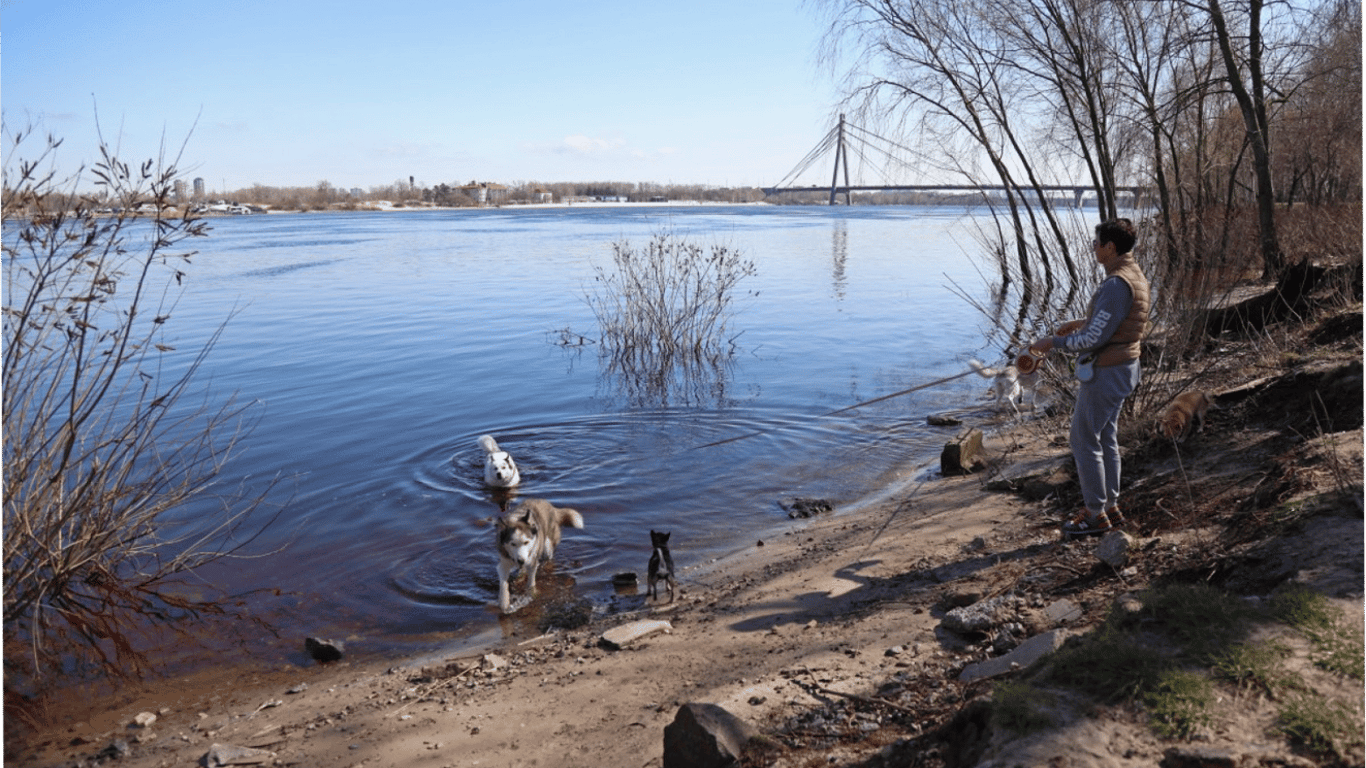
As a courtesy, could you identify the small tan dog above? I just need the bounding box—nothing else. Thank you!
[1158,391,1217,442]
[969,358,1040,413]
[496,498,584,613]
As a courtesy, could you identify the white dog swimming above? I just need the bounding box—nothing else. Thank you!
[478,434,521,488]
[496,498,584,613]
[969,358,1040,413]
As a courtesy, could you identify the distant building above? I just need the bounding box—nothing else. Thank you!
[534,188,553,204]
[459,181,508,206]
[351,188,364,197]
[193,177,206,198]
[174,180,187,201]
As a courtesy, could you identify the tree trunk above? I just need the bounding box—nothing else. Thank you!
[1207,0,1286,279]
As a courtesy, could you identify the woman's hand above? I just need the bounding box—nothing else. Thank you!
[1029,336,1054,356]
[1055,319,1085,335]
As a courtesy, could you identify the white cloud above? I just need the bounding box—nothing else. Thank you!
[559,134,627,155]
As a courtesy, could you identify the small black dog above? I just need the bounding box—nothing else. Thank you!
[647,530,677,602]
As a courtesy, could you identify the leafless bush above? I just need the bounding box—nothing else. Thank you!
[2,126,279,689]
[564,233,757,408]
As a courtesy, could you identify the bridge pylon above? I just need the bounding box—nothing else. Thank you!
[829,114,852,206]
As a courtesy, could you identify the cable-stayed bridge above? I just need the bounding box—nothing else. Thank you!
[764,115,1145,207]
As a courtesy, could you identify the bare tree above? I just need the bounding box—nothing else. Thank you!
[3,126,279,687]
[1274,0,1362,205]
[1199,0,1284,277]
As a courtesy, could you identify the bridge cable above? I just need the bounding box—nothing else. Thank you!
[771,123,840,189]
[770,118,942,190]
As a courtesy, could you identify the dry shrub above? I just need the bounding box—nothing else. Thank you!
[3,126,281,695]
[569,232,757,408]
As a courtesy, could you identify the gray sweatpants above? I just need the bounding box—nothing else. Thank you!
[1070,360,1141,514]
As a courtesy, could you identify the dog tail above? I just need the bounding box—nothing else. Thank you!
[478,434,500,454]
[558,508,585,529]
[968,359,999,378]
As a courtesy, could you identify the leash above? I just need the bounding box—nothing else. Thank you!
[691,365,981,450]
[863,479,927,552]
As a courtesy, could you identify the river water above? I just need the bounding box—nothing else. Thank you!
[111,204,1018,663]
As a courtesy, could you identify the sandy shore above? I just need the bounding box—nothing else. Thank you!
[14,426,1056,767]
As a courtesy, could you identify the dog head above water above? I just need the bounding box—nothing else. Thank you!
[650,530,671,549]
[497,510,538,566]
[478,434,521,488]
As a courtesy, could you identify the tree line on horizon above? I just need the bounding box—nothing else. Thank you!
[218,179,774,210]
[214,179,1032,210]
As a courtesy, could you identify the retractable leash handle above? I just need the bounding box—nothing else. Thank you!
[1015,350,1042,375]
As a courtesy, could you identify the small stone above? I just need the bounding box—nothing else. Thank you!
[1160,745,1239,768]
[958,630,1069,682]
[1094,530,1134,567]
[304,637,343,663]
[599,619,672,650]
[942,594,1017,634]
[97,740,130,761]
[1044,598,1083,625]
[203,742,275,766]
[133,711,157,728]
[779,497,833,518]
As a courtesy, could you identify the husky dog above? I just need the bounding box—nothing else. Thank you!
[969,359,1039,413]
[478,434,521,488]
[1158,391,1217,442]
[495,498,584,613]
[647,530,677,602]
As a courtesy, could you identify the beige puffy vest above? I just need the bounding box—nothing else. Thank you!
[1093,254,1150,367]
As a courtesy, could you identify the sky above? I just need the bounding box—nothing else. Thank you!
[3,0,850,193]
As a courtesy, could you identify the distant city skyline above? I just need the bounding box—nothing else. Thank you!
[4,0,847,192]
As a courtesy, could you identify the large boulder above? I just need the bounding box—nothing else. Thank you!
[663,702,756,768]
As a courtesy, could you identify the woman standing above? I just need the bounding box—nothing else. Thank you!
[1029,219,1150,536]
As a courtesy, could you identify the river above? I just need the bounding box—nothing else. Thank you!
[93,203,1019,664]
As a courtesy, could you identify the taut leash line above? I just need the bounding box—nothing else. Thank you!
[691,366,980,450]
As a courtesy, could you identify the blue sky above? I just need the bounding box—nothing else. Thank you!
[4,0,847,192]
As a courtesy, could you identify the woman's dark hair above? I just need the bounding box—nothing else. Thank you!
[1095,218,1137,254]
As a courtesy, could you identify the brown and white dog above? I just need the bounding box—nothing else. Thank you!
[1158,391,1217,442]
[495,498,583,613]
